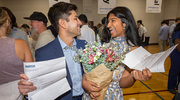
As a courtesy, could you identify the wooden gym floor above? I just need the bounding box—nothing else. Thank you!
[123,45,175,100]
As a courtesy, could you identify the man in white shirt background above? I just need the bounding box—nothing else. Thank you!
[77,14,95,42]
[137,20,147,43]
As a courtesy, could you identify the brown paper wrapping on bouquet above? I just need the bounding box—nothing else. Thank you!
[84,63,113,100]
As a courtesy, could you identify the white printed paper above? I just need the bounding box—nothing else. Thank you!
[24,57,71,100]
[122,45,177,72]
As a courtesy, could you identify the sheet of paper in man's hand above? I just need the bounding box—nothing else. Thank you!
[23,57,71,100]
[122,44,177,72]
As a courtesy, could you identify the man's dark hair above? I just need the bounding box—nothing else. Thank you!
[78,14,88,24]
[101,17,106,25]
[48,2,77,32]
[21,24,30,29]
[161,20,167,25]
[137,20,142,24]
[1,7,17,28]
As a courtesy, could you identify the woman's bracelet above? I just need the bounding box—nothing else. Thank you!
[131,71,136,81]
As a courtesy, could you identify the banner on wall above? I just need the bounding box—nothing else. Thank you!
[146,0,162,13]
[98,0,116,14]
[49,0,70,8]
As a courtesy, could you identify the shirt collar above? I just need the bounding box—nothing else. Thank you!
[39,30,50,37]
[57,35,77,50]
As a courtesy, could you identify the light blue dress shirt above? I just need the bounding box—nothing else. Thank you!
[159,24,170,40]
[58,36,84,96]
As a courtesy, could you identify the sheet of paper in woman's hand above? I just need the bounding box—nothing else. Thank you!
[23,57,70,100]
[122,44,177,72]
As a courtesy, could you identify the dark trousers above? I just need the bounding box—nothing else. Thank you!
[168,53,180,89]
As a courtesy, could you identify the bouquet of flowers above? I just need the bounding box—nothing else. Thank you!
[74,36,126,99]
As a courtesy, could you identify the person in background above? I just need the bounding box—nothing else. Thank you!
[1,7,28,43]
[137,20,147,43]
[93,26,99,41]
[96,23,102,28]
[158,21,170,52]
[169,17,180,47]
[21,24,36,60]
[168,23,180,94]
[82,6,152,100]
[93,26,99,35]
[77,14,95,42]
[21,24,30,35]
[24,11,55,50]
[0,8,33,100]
[98,17,106,39]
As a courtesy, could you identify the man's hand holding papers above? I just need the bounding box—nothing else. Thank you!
[18,57,71,100]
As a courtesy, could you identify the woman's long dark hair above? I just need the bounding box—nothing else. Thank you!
[101,7,141,46]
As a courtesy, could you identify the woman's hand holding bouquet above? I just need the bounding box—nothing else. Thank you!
[74,40,126,100]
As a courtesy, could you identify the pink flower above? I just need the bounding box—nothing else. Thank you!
[88,55,94,64]
[107,49,113,55]
[88,61,93,64]
[104,48,108,53]
[83,51,86,54]
[106,57,112,62]
[114,57,120,62]
[106,55,113,62]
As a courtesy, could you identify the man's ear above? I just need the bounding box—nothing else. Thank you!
[58,19,67,29]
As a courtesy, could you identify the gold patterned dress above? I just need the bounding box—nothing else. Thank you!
[82,36,130,100]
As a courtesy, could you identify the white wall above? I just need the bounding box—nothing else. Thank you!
[71,0,83,15]
[0,0,49,26]
[0,0,179,43]
[164,0,179,19]
[177,0,180,17]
